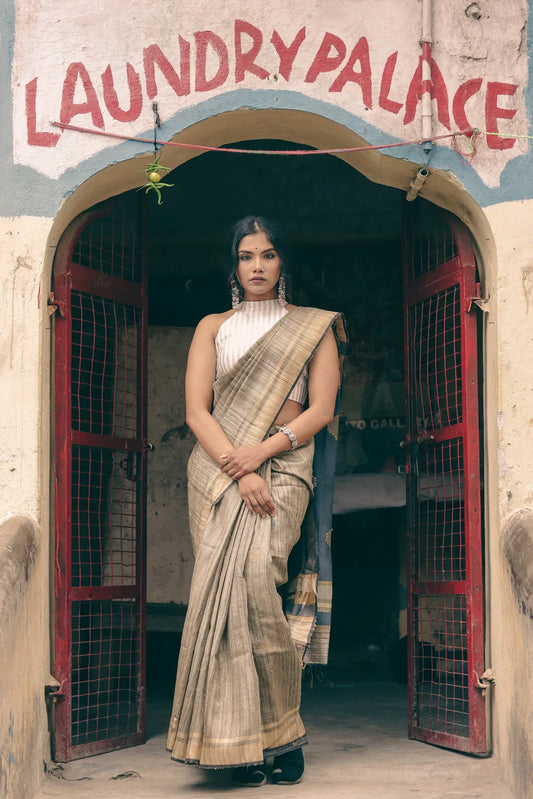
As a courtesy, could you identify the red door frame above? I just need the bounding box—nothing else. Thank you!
[52,201,148,761]
[50,190,487,760]
[403,202,487,754]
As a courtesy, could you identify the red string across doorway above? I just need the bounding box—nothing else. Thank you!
[51,120,478,157]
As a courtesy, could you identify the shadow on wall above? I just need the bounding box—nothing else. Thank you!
[0,516,46,799]
[503,509,533,799]
[503,508,533,618]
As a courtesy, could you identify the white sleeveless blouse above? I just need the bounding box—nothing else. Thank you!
[215,299,308,404]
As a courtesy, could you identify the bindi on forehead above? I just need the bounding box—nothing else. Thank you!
[239,245,274,252]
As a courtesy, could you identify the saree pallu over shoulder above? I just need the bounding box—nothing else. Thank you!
[168,306,346,768]
[187,306,343,547]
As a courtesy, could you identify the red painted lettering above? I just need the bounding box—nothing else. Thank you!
[452,78,482,133]
[235,19,269,82]
[485,81,517,150]
[195,31,229,92]
[102,63,142,123]
[271,27,306,81]
[329,36,372,107]
[379,52,402,114]
[143,41,191,100]
[25,78,60,147]
[305,32,346,83]
[403,55,450,129]
[60,62,104,128]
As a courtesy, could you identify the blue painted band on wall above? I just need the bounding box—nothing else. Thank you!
[1,1,532,218]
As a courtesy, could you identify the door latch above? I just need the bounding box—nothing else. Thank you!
[45,677,66,704]
[399,439,419,476]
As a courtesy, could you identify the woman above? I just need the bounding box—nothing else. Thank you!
[167,216,345,786]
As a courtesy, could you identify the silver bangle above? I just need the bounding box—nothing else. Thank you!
[279,424,298,450]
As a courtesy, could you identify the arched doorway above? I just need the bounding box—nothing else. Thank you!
[50,132,488,762]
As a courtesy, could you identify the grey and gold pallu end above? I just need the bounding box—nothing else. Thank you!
[167,307,347,769]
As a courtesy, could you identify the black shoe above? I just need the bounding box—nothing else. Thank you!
[232,765,267,787]
[272,748,304,785]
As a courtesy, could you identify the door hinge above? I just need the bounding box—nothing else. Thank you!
[47,292,66,318]
[44,676,66,704]
[475,668,495,695]
[467,283,489,313]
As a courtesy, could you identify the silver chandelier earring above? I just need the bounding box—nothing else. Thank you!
[278,273,287,306]
[231,277,241,309]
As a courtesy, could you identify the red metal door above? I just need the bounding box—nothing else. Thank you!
[403,200,487,754]
[53,196,147,760]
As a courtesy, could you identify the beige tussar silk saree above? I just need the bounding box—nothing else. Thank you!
[167,306,345,769]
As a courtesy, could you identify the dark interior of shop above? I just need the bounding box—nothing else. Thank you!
[144,140,408,698]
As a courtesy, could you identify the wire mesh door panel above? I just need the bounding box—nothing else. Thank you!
[403,201,487,754]
[53,199,147,761]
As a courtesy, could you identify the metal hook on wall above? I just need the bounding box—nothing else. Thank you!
[152,102,161,154]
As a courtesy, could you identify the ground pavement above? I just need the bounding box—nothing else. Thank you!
[35,683,511,799]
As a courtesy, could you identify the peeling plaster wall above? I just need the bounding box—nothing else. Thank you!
[484,201,533,799]
[0,518,50,799]
[0,216,52,516]
[12,0,528,186]
[2,0,531,217]
[0,217,54,797]
[484,201,533,515]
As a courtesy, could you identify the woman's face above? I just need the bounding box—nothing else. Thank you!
[236,230,281,302]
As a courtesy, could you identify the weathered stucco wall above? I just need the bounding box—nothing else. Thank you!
[2,0,531,220]
[0,0,532,797]
[0,215,54,797]
[0,216,52,516]
[0,517,50,799]
[484,201,533,799]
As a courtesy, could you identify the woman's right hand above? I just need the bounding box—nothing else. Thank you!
[238,473,276,517]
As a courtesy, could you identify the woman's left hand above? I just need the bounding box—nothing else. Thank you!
[219,446,264,480]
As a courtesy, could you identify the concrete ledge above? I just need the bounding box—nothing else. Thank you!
[0,515,38,633]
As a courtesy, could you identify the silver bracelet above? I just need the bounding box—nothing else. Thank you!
[279,424,298,450]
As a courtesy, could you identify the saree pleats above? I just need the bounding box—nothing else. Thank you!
[167,307,345,769]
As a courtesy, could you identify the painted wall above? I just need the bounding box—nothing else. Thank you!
[0,217,52,798]
[484,201,533,798]
[0,1,533,797]
[1,0,532,219]
[0,217,50,516]
[14,1,526,187]
[0,518,50,799]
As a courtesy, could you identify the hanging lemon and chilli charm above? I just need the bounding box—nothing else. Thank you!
[142,153,173,205]
[141,102,173,205]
